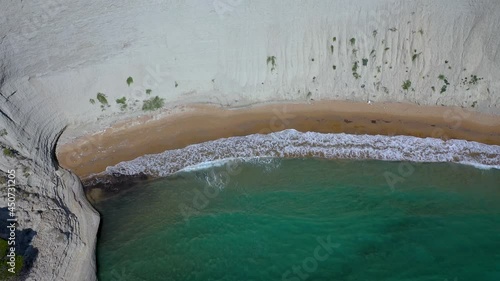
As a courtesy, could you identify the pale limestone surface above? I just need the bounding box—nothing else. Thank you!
[0,0,499,280]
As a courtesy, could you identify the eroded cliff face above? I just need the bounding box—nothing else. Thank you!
[1,0,499,280]
[0,67,99,280]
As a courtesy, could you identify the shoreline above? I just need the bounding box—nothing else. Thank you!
[56,100,500,180]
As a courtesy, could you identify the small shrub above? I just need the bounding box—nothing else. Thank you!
[350,38,355,46]
[412,52,421,61]
[469,75,483,85]
[126,77,134,86]
[142,96,165,111]
[373,30,378,37]
[330,45,334,53]
[116,97,126,104]
[438,75,450,94]
[3,148,15,157]
[384,47,390,51]
[332,65,336,70]
[146,89,152,95]
[116,97,127,111]
[96,93,109,110]
[175,81,178,88]
[352,61,359,72]
[352,61,360,79]
[332,37,336,42]
[471,101,478,108]
[96,93,108,105]
[267,56,277,71]
[0,129,7,137]
[89,99,95,105]
[402,80,412,91]
[362,58,368,66]
[389,27,397,32]
[438,75,450,85]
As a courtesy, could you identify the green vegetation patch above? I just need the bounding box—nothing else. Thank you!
[352,61,361,79]
[412,52,421,62]
[2,148,15,157]
[96,93,108,105]
[116,97,127,111]
[126,77,134,86]
[96,93,110,110]
[352,61,358,72]
[0,238,24,279]
[468,75,483,85]
[438,75,450,94]
[402,80,412,91]
[142,96,165,111]
[350,38,356,46]
[267,56,277,71]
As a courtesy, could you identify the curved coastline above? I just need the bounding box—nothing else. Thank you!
[57,101,500,183]
[103,129,500,179]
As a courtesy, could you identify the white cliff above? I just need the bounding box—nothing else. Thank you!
[1,0,499,280]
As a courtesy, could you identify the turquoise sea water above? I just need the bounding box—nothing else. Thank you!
[95,158,500,281]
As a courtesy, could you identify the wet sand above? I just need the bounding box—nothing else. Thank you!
[56,101,500,180]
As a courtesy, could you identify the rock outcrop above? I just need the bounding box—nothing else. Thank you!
[0,81,99,280]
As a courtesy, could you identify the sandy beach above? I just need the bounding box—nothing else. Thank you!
[57,100,500,180]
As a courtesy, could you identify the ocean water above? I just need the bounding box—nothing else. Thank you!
[95,158,500,281]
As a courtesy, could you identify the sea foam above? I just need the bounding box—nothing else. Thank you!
[104,129,500,177]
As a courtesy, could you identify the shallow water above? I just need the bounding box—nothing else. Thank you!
[104,129,500,178]
[95,158,500,281]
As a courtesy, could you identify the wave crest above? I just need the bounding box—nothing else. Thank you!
[105,129,500,177]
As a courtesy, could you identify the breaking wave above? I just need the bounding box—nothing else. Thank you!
[105,129,500,177]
